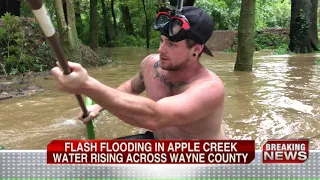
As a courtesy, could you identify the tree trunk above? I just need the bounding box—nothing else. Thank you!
[184,0,195,6]
[289,0,314,53]
[120,5,134,35]
[111,0,117,35]
[89,0,99,51]
[74,0,83,37]
[0,0,20,17]
[310,0,318,47]
[101,0,111,44]
[0,0,7,17]
[63,0,68,24]
[160,0,195,7]
[54,0,66,36]
[53,0,81,62]
[65,0,80,49]
[8,0,20,16]
[142,0,149,48]
[234,0,256,72]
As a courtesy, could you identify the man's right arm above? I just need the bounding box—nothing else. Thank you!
[85,55,150,115]
[117,55,149,94]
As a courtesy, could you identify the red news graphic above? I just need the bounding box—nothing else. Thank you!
[262,140,309,163]
[46,140,255,164]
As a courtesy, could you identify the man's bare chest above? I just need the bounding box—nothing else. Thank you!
[143,62,188,101]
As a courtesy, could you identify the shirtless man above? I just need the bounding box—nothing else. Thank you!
[51,6,227,140]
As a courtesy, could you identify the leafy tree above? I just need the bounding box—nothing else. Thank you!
[0,13,24,75]
[255,0,291,30]
[0,13,51,75]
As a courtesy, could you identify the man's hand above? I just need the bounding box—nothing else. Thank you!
[77,104,103,124]
[51,61,89,94]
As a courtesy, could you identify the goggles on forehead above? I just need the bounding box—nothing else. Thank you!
[154,11,191,41]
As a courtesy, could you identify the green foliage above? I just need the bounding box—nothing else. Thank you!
[255,32,289,50]
[30,42,53,71]
[0,13,26,75]
[21,0,57,26]
[19,0,293,48]
[109,33,145,47]
[20,0,33,17]
[16,0,295,64]
[0,13,54,76]
[194,0,290,31]
[255,0,291,30]
[54,0,292,49]
[150,30,161,49]
[256,33,290,55]
[195,0,241,30]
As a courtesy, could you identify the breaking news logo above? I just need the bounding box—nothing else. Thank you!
[262,139,309,163]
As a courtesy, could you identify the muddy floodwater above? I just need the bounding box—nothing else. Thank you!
[0,48,319,149]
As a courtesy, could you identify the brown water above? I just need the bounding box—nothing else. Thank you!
[0,47,319,149]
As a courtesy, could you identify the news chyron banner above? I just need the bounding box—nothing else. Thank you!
[46,140,255,164]
[1,139,319,179]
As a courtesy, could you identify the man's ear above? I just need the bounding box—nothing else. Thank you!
[193,44,204,55]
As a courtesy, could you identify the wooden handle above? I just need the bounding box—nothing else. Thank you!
[26,0,43,10]
[26,0,71,74]
[26,0,89,117]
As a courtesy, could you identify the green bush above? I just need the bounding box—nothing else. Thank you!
[255,32,289,50]
[109,33,151,48]
[149,30,161,49]
[254,32,289,54]
[0,13,54,76]
[0,13,26,75]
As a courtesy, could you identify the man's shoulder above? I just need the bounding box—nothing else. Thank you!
[187,70,225,100]
[138,54,158,69]
[141,54,159,63]
[194,68,224,87]
[140,54,159,72]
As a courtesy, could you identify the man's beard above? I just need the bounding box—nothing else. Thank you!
[160,57,191,71]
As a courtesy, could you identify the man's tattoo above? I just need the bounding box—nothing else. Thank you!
[160,75,174,89]
[153,61,188,93]
[154,61,160,79]
[131,74,145,94]
[131,58,149,94]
